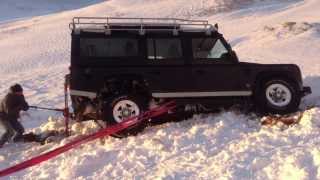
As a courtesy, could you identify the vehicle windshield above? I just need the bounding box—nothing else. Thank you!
[192,38,229,59]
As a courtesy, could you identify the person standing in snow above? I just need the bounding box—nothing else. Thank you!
[0,84,29,148]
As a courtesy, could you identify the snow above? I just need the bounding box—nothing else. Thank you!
[0,0,320,179]
[0,0,103,23]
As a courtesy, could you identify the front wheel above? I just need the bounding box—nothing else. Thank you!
[255,79,301,114]
[101,95,148,138]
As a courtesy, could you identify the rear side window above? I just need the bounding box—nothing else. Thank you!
[147,39,182,59]
[80,38,139,58]
[192,38,228,59]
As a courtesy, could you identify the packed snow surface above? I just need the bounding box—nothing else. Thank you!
[0,0,320,179]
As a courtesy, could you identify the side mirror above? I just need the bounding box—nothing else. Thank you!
[214,23,219,30]
[229,51,239,63]
[220,51,239,63]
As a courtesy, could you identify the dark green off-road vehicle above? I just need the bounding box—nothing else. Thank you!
[68,17,311,137]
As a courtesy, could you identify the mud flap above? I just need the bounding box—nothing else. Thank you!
[261,111,304,126]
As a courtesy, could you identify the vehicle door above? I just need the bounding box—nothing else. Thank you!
[190,37,252,97]
[142,36,193,98]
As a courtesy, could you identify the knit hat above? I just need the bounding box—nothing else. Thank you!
[10,84,23,93]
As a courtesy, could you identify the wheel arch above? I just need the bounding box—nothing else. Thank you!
[253,71,300,96]
[100,73,151,98]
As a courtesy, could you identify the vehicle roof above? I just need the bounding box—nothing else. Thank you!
[70,17,218,36]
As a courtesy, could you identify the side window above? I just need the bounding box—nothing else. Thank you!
[80,38,139,58]
[192,38,228,59]
[147,38,182,60]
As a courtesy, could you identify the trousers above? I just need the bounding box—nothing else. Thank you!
[0,115,24,146]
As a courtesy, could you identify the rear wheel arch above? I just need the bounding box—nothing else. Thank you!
[101,74,151,97]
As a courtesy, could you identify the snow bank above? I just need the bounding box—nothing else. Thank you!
[108,0,300,18]
[1,108,319,179]
[262,22,320,39]
[0,0,103,23]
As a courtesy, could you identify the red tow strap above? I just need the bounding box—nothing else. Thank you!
[0,101,176,177]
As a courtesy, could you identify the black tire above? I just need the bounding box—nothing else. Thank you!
[101,95,148,138]
[255,78,301,115]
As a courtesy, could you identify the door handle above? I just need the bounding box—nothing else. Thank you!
[147,71,160,75]
[195,69,205,74]
[83,68,92,78]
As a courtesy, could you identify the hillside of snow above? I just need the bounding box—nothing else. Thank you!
[0,0,320,179]
[0,0,103,22]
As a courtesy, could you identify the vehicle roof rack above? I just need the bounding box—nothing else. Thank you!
[69,17,216,35]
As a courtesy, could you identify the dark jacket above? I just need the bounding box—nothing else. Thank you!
[0,93,29,120]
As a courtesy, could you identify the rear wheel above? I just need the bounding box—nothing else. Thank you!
[255,79,301,114]
[101,95,148,138]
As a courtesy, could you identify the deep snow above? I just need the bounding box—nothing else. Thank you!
[0,0,320,179]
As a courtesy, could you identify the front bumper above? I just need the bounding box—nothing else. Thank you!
[301,86,312,97]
